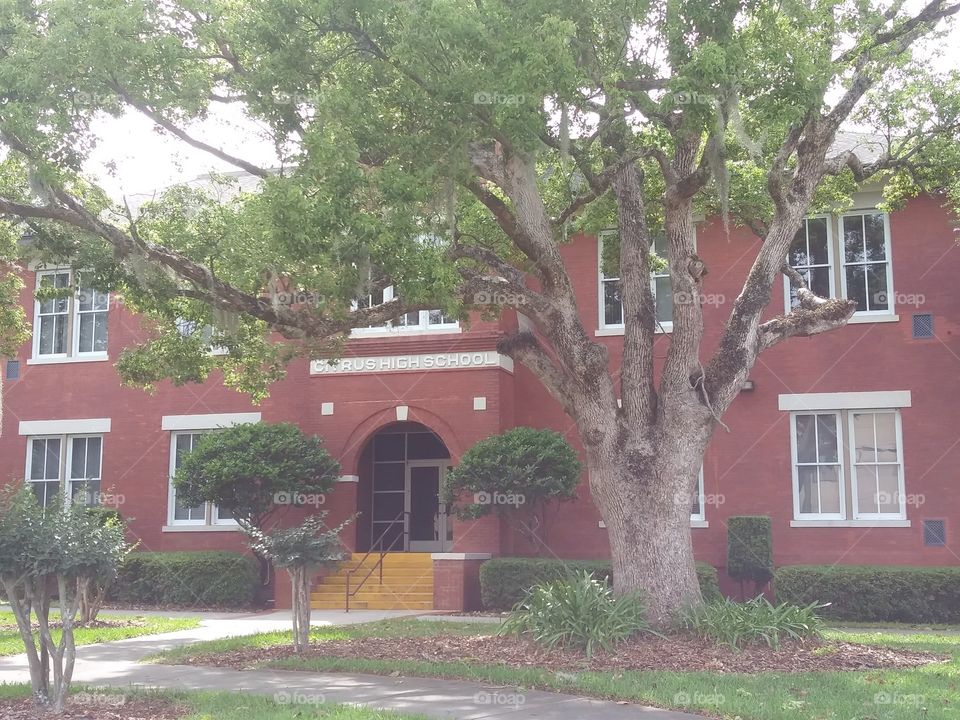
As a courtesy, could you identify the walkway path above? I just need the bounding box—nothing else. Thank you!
[0,610,701,720]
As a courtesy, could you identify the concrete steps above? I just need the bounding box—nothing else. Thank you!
[311,552,435,610]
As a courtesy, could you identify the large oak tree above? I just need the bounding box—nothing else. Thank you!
[1,0,959,624]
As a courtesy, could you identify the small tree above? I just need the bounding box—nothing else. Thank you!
[76,507,132,625]
[443,427,580,551]
[173,422,340,527]
[0,486,129,712]
[240,513,351,653]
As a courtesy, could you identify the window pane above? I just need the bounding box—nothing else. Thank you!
[818,465,842,514]
[71,438,88,479]
[852,413,876,462]
[373,492,404,521]
[33,481,60,508]
[603,280,623,325]
[72,480,101,507]
[843,216,865,262]
[864,214,886,261]
[845,266,868,312]
[788,228,809,267]
[874,414,898,462]
[856,465,880,514]
[866,265,889,311]
[600,235,620,278]
[31,439,48,480]
[654,276,672,324]
[809,266,831,298]
[807,218,829,265]
[816,415,839,463]
[174,500,205,521]
[175,433,196,468]
[797,466,818,513]
[373,462,405,491]
[216,503,234,521]
[877,466,900,513]
[44,439,61,480]
[795,415,817,463]
[407,432,449,460]
[374,433,405,462]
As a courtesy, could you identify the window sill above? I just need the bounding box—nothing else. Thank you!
[27,355,110,366]
[847,314,899,325]
[595,325,673,337]
[162,524,240,533]
[350,327,462,339]
[790,519,911,528]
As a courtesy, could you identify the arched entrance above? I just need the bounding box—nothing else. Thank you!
[356,422,453,552]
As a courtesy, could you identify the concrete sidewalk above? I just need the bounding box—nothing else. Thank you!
[0,613,702,720]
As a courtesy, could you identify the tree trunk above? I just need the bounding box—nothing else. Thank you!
[289,567,311,653]
[587,433,708,628]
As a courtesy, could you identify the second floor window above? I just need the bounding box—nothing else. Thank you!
[33,269,109,360]
[352,285,457,334]
[784,211,894,318]
[599,231,673,332]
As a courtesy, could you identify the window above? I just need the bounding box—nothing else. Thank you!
[25,435,103,507]
[168,431,235,526]
[351,285,458,334]
[32,269,109,361]
[691,467,706,523]
[598,231,674,333]
[176,318,227,355]
[790,407,907,523]
[791,413,844,519]
[783,211,895,319]
[849,411,904,519]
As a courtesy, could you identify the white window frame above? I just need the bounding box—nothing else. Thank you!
[597,230,678,336]
[691,467,707,526]
[839,210,896,319]
[65,434,103,504]
[24,433,104,508]
[848,409,907,521]
[782,215,835,312]
[30,268,109,363]
[167,430,239,528]
[350,285,459,336]
[789,411,846,521]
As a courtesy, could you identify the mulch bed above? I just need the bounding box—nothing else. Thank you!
[171,632,945,674]
[0,696,185,719]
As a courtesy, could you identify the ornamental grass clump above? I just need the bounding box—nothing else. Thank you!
[499,570,655,658]
[682,595,826,650]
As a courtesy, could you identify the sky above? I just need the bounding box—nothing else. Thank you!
[82,4,960,202]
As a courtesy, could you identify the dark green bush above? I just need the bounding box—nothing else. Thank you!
[727,516,773,584]
[111,551,259,608]
[775,565,960,623]
[480,557,722,610]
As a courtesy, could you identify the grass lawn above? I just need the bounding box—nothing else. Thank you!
[0,685,430,720]
[150,620,960,719]
[0,611,199,657]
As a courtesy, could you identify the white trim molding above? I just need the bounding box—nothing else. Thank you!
[778,391,911,412]
[161,412,261,431]
[337,475,360,483]
[431,553,493,560]
[310,351,513,376]
[790,519,911,528]
[19,418,111,435]
[26,356,111,366]
[162,525,241,533]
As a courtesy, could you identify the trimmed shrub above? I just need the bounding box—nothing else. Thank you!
[775,565,960,623]
[727,516,773,585]
[111,551,259,608]
[480,557,722,610]
[500,571,653,657]
[682,596,824,649]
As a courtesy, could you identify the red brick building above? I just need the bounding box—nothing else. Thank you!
[1,188,958,610]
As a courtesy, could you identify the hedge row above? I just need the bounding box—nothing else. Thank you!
[479,557,722,610]
[775,565,960,623]
[110,551,259,608]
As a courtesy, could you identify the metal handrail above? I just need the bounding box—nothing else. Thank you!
[345,510,410,612]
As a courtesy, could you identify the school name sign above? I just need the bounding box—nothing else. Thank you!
[310,351,513,375]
